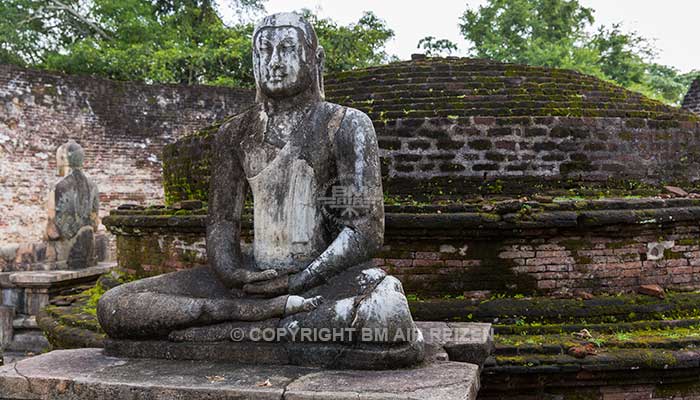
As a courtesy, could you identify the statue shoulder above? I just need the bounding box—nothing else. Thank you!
[333,105,376,142]
[215,104,263,145]
[341,106,373,126]
[54,174,73,193]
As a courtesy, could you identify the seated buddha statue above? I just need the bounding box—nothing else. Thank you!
[45,140,100,270]
[97,12,424,369]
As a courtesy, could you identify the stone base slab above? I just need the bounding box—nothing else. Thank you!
[104,337,425,370]
[102,322,492,370]
[0,348,480,400]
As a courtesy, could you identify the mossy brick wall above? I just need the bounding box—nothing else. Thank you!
[0,64,253,243]
[105,203,700,297]
[376,223,700,296]
[163,58,700,203]
[328,58,700,195]
[115,233,209,277]
[683,78,700,115]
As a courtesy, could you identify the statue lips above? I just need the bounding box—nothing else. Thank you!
[269,73,287,83]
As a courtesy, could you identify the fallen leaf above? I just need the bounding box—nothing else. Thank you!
[572,329,592,339]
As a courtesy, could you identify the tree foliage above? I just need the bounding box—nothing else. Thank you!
[417,36,458,57]
[460,0,698,105]
[0,0,395,87]
[302,10,395,73]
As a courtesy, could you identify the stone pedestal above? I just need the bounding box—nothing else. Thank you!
[0,263,115,354]
[0,348,481,400]
[102,321,493,370]
[0,305,13,348]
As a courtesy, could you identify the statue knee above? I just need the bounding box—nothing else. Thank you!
[96,284,137,338]
[353,276,416,342]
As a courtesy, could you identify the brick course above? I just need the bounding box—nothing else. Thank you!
[104,202,700,297]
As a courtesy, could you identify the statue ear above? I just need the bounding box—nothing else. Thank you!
[316,45,325,72]
[316,45,325,99]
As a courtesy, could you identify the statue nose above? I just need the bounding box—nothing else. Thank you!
[270,48,283,69]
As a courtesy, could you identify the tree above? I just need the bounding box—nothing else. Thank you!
[459,0,693,105]
[0,1,395,87]
[417,36,458,57]
[304,10,395,73]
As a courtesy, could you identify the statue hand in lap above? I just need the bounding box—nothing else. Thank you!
[242,262,326,296]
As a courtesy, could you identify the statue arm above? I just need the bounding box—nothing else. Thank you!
[290,108,384,293]
[206,123,247,288]
[45,189,60,240]
[91,183,100,230]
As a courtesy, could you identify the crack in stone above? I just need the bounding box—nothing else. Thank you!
[349,274,386,330]
[12,361,37,398]
[280,372,305,400]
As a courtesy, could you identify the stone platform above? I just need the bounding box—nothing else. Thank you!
[101,321,493,370]
[0,348,480,400]
[0,263,116,355]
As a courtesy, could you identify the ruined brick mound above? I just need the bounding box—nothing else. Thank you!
[163,57,700,202]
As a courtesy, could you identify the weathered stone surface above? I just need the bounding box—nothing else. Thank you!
[97,12,423,369]
[0,305,13,348]
[164,57,700,203]
[0,348,479,400]
[417,321,494,367]
[1,263,114,353]
[5,331,49,353]
[5,263,115,288]
[105,202,700,297]
[104,337,425,370]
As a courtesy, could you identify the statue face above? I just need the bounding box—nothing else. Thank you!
[254,27,314,99]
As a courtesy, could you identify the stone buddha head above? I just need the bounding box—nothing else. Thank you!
[253,12,325,102]
[56,140,85,177]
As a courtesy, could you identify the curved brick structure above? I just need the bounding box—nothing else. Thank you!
[683,77,700,115]
[105,197,700,296]
[163,57,700,202]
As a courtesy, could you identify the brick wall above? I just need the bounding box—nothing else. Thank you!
[376,223,700,296]
[683,78,700,115]
[0,64,254,243]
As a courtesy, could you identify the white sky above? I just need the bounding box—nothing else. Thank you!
[254,0,699,73]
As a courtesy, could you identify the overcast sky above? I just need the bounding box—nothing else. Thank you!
[256,0,698,73]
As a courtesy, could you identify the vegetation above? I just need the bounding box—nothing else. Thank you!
[0,0,394,87]
[459,0,699,105]
[1,0,695,103]
[417,36,459,57]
